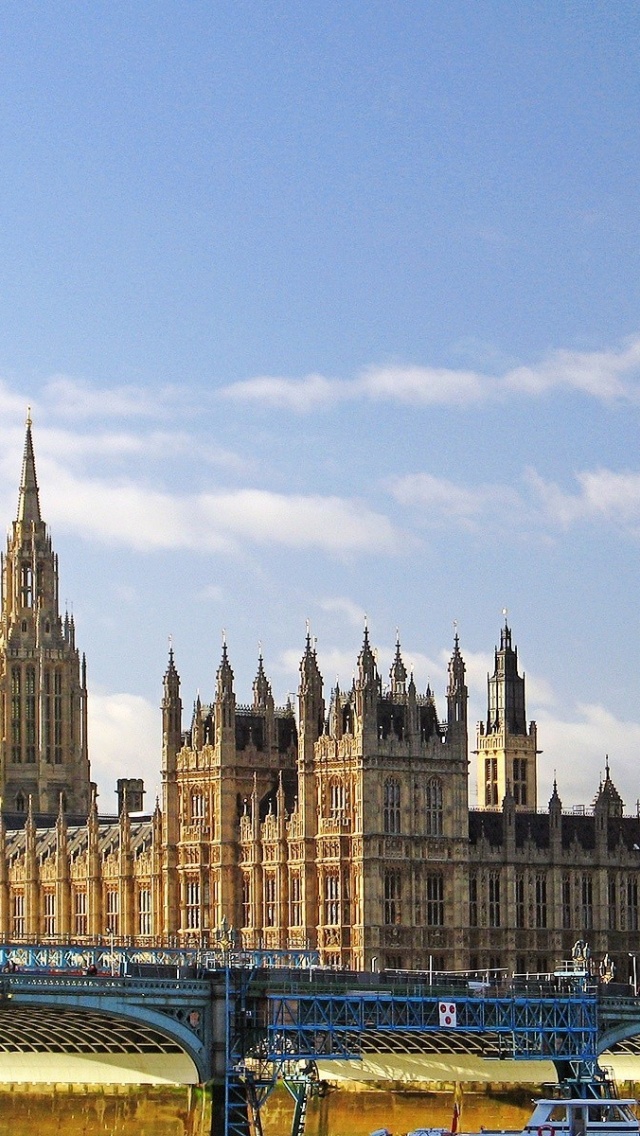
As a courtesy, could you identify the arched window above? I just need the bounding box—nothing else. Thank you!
[383,778,401,834]
[25,666,36,763]
[11,666,21,763]
[21,564,33,607]
[384,870,401,924]
[191,791,205,823]
[426,777,443,836]
[329,779,345,818]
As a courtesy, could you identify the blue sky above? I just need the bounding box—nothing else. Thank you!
[0,3,638,812]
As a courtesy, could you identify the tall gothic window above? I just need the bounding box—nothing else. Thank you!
[186,879,200,930]
[425,778,443,836]
[44,670,51,762]
[485,757,498,806]
[329,779,345,818]
[489,872,501,927]
[325,874,339,926]
[469,876,478,927]
[106,890,119,936]
[608,876,618,931]
[426,872,444,926]
[12,893,25,938]
[562,874,572,929]
[11,666,21,764]
[242,875,251,928]
[74,890,87,937]
[513,757,527,805]
[43,892,56,938]
[138,888,152,937]
[25,666,36,763]
[515,874,525,929]
[627,879,639,932]
[20,564,33,607]
[290,873,302,927]
[384,871,401,925]
[383,778,401,834]
[535,874,547,928]
[581,874,593,930]
[264,874,277,927]
[54,670,63,764]
[191,791,205,823]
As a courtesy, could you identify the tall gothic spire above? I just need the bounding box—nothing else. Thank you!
[0,417,92,816]
[17,410,42,526]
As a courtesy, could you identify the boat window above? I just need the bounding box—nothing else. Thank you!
[550,1106,567,1123]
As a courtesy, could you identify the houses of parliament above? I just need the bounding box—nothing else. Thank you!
[1,418,639,981]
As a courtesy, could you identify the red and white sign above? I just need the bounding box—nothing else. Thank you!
[439,1001,457,1027]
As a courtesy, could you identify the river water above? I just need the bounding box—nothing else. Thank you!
[1,1083,638,1136]
[0,1084,536,1136]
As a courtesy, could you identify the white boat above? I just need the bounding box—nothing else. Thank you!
[474,1093,640,1136]
[373,1080,640,1136]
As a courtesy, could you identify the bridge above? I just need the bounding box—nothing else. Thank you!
[0,945,638,1136]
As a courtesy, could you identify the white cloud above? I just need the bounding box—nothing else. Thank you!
[221,372,338,412]
[505,339,640,400]
[535,704,640,810]
[320,596,367,628]
[88,690,160,811]
[390,472,522,528]
[220,336,640,412]
[201,490,400,553]
[38,461,401,555]
[391,466,640,540]
[529,467,640,533]
[43,375,185,421]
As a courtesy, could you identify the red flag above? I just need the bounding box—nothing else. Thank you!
[451,1082,463,1133]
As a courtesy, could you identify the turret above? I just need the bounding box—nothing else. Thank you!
[214,638,236,746]
[389,635,407,699]
[297,629,324,762]
[354,623,380,741]
[161,645,182,774]
[549,776,563,852]
[487,619,526,735]
[253,651,275,749]
[476,618,538,811]
[446,630,468,753]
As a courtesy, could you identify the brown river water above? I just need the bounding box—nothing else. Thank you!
[0,1083,637,1136]
[0,1084,540,1136]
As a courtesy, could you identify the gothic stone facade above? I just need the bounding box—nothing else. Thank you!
[1,421,639,983]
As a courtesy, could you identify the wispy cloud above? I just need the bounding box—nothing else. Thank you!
[39,462,402,555]
[42,375,185,421]
[390,472,522,529]
[320,596,367,628]
[529,467,640,533]
[391,466,640,540]
[221,336,640,412]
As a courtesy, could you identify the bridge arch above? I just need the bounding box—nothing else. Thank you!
[0,978,213,1084]
[597,1023,640,1056]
